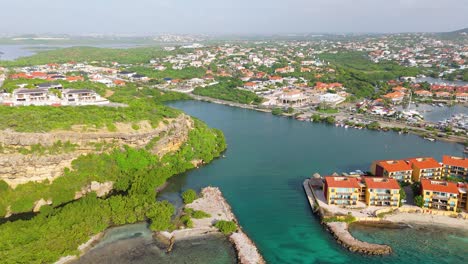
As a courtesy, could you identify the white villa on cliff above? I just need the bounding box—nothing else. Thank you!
[1,88,109,106]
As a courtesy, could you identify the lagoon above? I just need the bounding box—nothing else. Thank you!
[83,100,466,264]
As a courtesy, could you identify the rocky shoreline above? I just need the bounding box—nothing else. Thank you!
[325,222,391,255]
[163,187,266,264]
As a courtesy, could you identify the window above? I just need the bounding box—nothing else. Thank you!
[426,191,430,195]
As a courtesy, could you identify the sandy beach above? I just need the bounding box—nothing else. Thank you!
[384,212,468,230]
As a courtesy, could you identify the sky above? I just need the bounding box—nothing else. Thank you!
[0,0,467,35]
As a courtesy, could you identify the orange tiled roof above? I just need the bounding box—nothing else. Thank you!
[364,177,400,190]
[442,156,468,168]
[408,157,442,169]
[378,160,412,172]
[421,179,459,194]
[325,176,360,188]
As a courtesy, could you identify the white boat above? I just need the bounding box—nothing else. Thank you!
[424,137,435,142]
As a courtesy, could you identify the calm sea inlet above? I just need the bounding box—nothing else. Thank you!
[81,101,467,264]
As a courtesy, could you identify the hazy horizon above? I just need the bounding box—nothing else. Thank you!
[0,0,467,35]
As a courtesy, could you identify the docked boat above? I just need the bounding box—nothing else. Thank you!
[424,137,435,142]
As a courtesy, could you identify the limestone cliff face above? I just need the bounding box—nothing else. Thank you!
[0,114,193,187]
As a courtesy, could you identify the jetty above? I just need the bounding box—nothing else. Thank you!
[303,179,392,255]
[169,187,266,264]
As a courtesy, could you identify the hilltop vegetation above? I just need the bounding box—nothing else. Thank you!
[193,78,262,104]
[127,65,206,79]
[0,46,178,66]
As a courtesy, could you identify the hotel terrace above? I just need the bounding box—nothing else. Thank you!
[442,155,468,180]
[407,157,443,182]
[421,179,459,212]
[324,176,400,208]
[371,159,413,183]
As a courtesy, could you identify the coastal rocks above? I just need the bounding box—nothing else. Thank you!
[325,222,392,255]
[33,198,52,212]
[172,187,266,264]
[54,233,104,264]
[0,114,194,187]
[230,232,266,264]
[74,181,114,199]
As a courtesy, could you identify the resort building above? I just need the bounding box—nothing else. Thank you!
[421,179,458,212]
[323,176,361,206]
[442,155,468,180]
[408,157,443,182]
[372,159,413,183]
[364,177,400,207]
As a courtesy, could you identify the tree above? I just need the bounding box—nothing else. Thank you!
[414,195,424,207]
[272,108,283,115]
[214,220,237,235]
[399,187,406,206]
[182,189,197,204]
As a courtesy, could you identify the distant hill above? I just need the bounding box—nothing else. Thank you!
[437,28,468,39]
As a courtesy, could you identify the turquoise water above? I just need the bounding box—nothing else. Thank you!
[75,223,236,264]
[161,100,466,264]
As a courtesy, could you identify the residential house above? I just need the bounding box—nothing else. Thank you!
[62,89,108,105]
[364,177,400,207]
[324,176,361,206]
[434,91,452,99]
[408,157,443,182]
[442,155,468,180]
[36,82,63,90]
[420,179,458,212]
[383,91,405,103]
[13,88,50,105]
[455,92,468,101]
[414,90,433,97]
[372,159,413,182]
[244,82,260,91]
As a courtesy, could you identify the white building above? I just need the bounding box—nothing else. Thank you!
[319,93,345,106]
[62,89,109,105]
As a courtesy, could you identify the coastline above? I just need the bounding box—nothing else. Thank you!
[186,93,467,145]
[164,187,266,264]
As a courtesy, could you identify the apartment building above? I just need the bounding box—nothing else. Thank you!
[364,177,400,207]
[372,159,413,183]
[442,155,468,180]
[323,176,360,206]
[421,179,458,212]
[408,157,443,182]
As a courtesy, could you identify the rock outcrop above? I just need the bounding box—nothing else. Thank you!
[0,114,193,187]
[325,222,392,255]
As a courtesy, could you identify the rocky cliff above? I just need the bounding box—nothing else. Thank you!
[0,114,193,187]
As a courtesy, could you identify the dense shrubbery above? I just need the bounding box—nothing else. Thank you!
[193,79,262,104]
[0,46,174,67]
[182,189,197,204]
[214,220,237,235]
[0,112,227,263]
